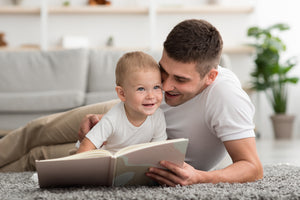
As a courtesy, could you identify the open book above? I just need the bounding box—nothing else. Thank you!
[36,138,188,188]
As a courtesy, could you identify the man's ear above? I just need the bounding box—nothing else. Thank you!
[205,68,218,86]
[115,86,126,102]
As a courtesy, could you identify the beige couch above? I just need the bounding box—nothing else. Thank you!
[0,48,230,132]
[0,48,162,131]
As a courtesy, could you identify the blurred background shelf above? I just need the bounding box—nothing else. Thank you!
[0,6,40,14]
[48,6,148,15]
[0,45,255,55]
[0,5,254,15]
[0,3,255,51]
[156,5,254,14]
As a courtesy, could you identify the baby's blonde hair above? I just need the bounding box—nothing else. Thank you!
[115,51,159,86]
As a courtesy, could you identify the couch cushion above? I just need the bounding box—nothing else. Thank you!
[87,49,124,93]
[86,49,124,104]
[85,91,118,105]
[0,90,85,112]
[0,49,89,112]
[0,49,89,92]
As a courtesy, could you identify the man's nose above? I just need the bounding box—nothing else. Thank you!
[162,77,174,91]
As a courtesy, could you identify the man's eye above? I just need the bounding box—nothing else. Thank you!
[137,87,145,91]
[175,77,187,83]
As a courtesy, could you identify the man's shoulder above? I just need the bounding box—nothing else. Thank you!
[202,67,251,109]
[216,66,240,84]
[209,67,242,94]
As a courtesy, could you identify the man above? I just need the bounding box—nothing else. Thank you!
[0,19,263,185]
[78,19,263,186]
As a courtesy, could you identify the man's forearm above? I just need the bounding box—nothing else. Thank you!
[198,160,263,184]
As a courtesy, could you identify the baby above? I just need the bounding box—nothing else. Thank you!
[77,51,167,154]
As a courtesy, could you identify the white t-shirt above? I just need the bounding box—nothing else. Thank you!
[86,102,167,153]
[160,66,255,171]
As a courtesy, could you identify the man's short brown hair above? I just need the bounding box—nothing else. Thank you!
[163,19,223,78]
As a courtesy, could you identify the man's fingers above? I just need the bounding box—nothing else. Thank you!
[78,114,102,142]
[90,115,100,125]
[160,161,186,179]
[147,164,184,186]
[146,170,177,187]
[146,161,192,186]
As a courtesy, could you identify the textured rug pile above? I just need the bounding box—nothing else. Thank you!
[0,164,299,200]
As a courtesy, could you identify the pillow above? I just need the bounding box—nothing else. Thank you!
[0,90,85,112]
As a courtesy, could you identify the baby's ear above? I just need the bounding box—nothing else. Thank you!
[115,86,126,102]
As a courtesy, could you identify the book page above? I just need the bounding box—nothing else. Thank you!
[40,149,112,161]
[113,138,188,186]
[114,138,186,157]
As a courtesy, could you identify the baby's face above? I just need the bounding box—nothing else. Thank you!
[122,69,163,117]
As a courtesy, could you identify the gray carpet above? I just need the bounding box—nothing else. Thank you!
[1,164,300,200]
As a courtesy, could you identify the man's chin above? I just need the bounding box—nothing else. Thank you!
[164,96,181,107]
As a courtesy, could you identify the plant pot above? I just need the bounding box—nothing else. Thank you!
[270,114,295,139]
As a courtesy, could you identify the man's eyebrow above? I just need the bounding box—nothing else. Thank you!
[159,63,190,81]
[175,75,190,81]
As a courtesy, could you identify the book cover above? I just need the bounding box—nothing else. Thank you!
[36,138,188,188]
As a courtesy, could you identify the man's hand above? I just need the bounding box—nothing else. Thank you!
[146,161,202,187]
[78,114,103,142]
[146,138,263,186]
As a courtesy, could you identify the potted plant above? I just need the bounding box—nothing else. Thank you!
[247,23,299,139]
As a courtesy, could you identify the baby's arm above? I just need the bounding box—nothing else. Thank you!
[76,137,97,153]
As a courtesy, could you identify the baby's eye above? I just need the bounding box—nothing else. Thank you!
[137,87,145,91]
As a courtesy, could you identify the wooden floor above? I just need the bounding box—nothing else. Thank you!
[256,139,300,166]
[214,139,300,170]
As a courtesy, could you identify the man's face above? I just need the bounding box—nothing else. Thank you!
[159,50,209,107]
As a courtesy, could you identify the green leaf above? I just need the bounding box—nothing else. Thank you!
[247,27,262,37]
[285,77,299,84]
[268,23,290,31]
